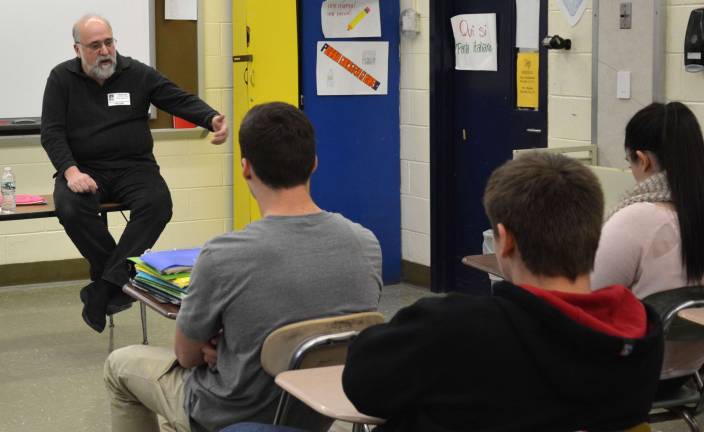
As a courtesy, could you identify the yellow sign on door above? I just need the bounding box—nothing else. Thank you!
[516,52,539,109]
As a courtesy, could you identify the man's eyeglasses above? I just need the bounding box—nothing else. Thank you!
[77,38,116,52]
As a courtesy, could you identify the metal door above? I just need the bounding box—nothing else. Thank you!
[431,0,548,293]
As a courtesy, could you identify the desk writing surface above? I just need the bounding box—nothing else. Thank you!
[123,282,179,319]
[275,365,385,425]
[461,254,503,278]
[0,194,54,221]
[678,308,704,327]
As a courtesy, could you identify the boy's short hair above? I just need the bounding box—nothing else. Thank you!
[483,152,604,280]
[239,102,316,189]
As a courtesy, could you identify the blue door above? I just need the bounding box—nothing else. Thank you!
[431,0,548,293]
[299,0,401,284]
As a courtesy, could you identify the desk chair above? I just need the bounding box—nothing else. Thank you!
[643,286,704,432]
[259,311,384,432]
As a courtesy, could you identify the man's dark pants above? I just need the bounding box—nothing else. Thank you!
[53,164,172,288]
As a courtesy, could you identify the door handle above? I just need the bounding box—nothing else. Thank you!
[233,54,253,63]
[526,128,542,134]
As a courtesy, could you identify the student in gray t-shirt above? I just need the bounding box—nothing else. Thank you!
[103,102,383,432]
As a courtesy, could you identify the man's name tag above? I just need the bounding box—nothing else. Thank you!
[107,92,131,106]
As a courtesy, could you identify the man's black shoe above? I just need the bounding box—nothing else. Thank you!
[81,282,134,315]
[81,282,109,333]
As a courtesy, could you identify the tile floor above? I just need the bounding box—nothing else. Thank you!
[0,280,697,431]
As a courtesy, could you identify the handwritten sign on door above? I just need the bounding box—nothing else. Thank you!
[450,13,497,71]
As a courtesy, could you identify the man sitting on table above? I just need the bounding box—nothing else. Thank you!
[103,102,383,432]
[342,153,664,432]
[40,14,229,333]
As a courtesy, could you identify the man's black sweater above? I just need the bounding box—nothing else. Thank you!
[41,54,218,175]
[342,282,664,432]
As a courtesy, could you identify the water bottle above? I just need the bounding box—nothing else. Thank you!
[1,167,16,214]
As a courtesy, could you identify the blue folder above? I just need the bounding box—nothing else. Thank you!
[140,248,202,274]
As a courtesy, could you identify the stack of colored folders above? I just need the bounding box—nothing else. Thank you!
[127,248,201,304]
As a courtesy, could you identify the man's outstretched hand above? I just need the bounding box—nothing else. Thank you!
[64,166,98,194]
[210,114,229,145]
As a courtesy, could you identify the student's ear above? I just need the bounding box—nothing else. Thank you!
[311,156,319,174]
[241,158,252,180]
[635,150,653,173]
[496,223,515,258]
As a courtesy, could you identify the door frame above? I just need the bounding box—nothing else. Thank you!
[430,0,456,292]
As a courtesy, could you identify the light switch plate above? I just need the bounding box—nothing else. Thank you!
[617,70,631,99]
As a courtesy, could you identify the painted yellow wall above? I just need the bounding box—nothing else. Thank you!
[0,0,234,265]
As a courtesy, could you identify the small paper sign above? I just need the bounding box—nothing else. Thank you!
[450,14,498,71]
[516,52,539,109]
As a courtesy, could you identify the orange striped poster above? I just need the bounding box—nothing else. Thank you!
[316,41,388,95]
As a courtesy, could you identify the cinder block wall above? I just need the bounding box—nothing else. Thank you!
[547,0,593,149]
[0,0,233,267]
[666,1,704,121]
[399,0,430,268]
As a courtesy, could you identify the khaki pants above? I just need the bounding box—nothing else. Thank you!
[104,345,191,432]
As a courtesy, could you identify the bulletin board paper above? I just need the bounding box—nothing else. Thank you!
[316,41,388,95]
[165,0,197,20]
[451,14,498,71]
[516,52,539,109]
[516,0,540,50]
[321,0,381,38]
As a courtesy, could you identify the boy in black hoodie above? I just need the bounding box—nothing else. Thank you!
[342,152,664,432]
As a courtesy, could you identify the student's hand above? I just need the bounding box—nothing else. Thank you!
[64,166,98,194]
[202,332,221,368]
[210,114,228,145]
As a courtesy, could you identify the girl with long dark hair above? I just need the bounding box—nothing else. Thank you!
[592,102,704,297]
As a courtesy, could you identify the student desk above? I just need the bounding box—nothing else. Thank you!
[461,253,503,278]
[275,365,385,427]
[123,281,179,345]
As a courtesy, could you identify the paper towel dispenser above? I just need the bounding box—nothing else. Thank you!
[685,8,704,72]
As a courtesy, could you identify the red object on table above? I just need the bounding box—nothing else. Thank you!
[173,116,196,129]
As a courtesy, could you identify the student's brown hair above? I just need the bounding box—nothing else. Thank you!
[239,102,316,189]
[483,152,604,281]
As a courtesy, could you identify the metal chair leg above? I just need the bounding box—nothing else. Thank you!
[681,410,700,432]
[273,391,287,425]
[140,302,148,345]
[108,314,115,353]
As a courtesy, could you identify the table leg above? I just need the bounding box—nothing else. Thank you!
[140,302,149,345]
[108,314,115,353]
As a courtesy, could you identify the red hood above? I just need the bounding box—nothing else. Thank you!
[520,284,646,339]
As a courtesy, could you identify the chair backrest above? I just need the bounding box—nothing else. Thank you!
[643,286,704,379]
[261,311,385,376]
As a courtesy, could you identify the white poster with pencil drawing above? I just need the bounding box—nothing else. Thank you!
[321,0,381,38]
[316,41,388,95]
[451,14,498,71]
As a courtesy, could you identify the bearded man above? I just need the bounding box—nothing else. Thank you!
[40,14,229,333]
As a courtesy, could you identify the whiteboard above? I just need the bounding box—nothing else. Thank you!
[0,0,154,120]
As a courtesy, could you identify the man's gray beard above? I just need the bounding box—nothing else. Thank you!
[90,56,116,81]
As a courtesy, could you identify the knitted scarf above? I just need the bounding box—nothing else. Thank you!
[607,171,671,219]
